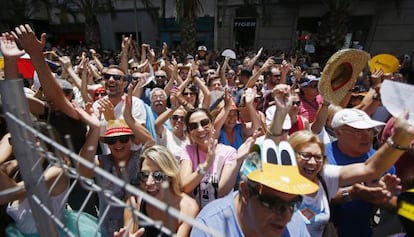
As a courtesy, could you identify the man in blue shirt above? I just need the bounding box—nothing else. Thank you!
[326,108,397,237]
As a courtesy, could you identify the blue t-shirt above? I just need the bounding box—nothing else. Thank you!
[325,141,395,237]
[218,123,244,149]
[190,191,310,237]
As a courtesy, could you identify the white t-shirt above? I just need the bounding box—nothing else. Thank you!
[298,164,341,237]
[158,126,189,162]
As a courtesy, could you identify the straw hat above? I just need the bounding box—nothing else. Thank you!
[318,49,370,105]
[103,120,133,137]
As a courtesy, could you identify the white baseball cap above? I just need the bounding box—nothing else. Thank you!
[331,108,385,129]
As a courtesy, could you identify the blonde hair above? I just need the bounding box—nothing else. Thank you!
[288,130,327,165]
[138,145,182,196]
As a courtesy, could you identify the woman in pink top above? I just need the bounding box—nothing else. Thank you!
[179,108,240,208]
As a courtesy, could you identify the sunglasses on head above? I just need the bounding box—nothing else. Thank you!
[103,73,124,81]
[307,83,318,89]
[172,114,185,121]
[138,171,167,183]
[103,135,131,145]
[188,118,210,131]
[291,101,301,106]
[247,183,302,213]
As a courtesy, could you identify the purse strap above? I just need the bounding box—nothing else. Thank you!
[317,173,332,221]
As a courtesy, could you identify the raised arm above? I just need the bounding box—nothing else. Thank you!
[245,56,273,88]
[124,85,155,146]
[13,24,79,119]
[213,89,232,139]
[0,32,25,79]
[76,104,101,178]
[120,34,132,74]
[154,89,181,138]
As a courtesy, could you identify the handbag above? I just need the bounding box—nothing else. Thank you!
[318,174,338,237]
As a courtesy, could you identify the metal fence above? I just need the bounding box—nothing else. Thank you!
[0,79,224,237]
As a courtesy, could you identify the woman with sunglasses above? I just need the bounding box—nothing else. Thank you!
[180,108,240,208]
[121,145,199,237]
[154,90,189,161]
[287,125,413,237]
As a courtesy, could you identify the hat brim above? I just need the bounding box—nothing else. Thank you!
[346,120,385,129]
[247,163,319,195]
[319,49,370,105]
[369,54,399,74]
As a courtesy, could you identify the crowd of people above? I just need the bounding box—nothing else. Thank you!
[1,24,414,237]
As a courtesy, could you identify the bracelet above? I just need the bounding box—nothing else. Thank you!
[386,137,412,151]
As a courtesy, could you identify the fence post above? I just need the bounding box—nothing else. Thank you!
[0,79,59,236]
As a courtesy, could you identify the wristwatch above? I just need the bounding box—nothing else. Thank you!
[342,189,352,202]
[196,164,207,176]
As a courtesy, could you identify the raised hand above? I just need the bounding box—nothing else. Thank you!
[272,84,291,111]
[12,24,46,56]
[0,33,25,59]
[97,97,115,121]
[121,34,132,49]
[244,87,257,105]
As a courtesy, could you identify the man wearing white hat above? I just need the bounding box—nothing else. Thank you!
[325,108,398,237]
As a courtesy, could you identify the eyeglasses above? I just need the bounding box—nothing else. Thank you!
[188,118,210,131]
[183,92,195,96]
[297,152,325,162]
[172,114,185,121]
[247,183,302,214]
[138,171,167,183]
[340,128,378,137]
[103,73,124,81]
[103,135,131,145]
[292,101,301,106]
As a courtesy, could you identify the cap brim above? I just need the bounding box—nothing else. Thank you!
[247,163,319,195]
[347,120,385,129]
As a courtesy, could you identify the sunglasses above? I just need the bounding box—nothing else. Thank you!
[188,118,210,131]
[103,73,124,81]
[183,92,195,96]
[155,75,166,79]
[132,76,143,81]
[248,183,302,213]
[94,92,106,97]
[291,101,301,106]
[172,114,185,121]
[103,135,131,145]
[297,151,325,162]
[138,171,167,183]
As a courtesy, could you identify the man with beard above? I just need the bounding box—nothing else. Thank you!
[92,65,147,154]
